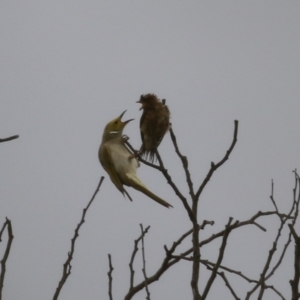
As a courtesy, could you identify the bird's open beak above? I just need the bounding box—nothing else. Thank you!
[136,101,143,110]
[119,110,134,124]
[119,110,127,119]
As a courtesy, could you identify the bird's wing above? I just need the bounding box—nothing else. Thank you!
[139,111,146,145]
[101,144,126,193]
[125,173,172,208]
[101,145,134,202]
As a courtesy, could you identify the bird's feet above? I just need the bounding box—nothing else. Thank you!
[122,135,130,143]
[128,150,140,160]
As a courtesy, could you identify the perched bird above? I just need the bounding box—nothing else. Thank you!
[99,110,172,208]
[137,94,170,162]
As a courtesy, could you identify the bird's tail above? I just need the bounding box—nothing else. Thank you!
[123,188,133,202]
[126,173,173,208]
[139,145,157,163]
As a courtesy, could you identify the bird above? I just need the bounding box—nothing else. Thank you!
[99,110,172,208]
[137,94,170,162]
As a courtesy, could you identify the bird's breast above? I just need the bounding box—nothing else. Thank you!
[110,143,139,176]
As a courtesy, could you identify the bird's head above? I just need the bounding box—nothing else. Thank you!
[102,110,133,141]
[136,94,159,110]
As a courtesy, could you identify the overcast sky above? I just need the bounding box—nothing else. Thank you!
[1,1,300,300]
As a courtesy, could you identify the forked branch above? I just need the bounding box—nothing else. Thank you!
[195,120,238,200]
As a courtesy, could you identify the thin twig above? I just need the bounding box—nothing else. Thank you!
[155,150,194,222]
[289,225,300,300]
[218,271,240,300]
[169,127,195,198]
[195,120,238,199]
[107,254,114,300]
[164,227,197,255]
[202,218,234,299]
[128,225,150,290]
[201,259,257,283]
[140,224,150,300]
[0,218,14,300]
[190,220,201,300]
[201,259,241,299]
[289,171,300,300]
[52,176,104,300]
[270,180,279,214]
[0,135,19,143]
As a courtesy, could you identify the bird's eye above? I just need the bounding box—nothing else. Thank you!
[114,121,118,124]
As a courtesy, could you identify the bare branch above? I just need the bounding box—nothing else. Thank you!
[199,211,278,248]
[202,259,241,299]
[140,224,150,300]
[0,135,19,143]
[190,221,201,300]
[159,210,287,280]
[266,286,286,300]
[270,180,279,214]
[107,254,114,300]
[195,120,238,199]
[202,218,234,299]
[125,226,196,300]
[264,179,296,281]
[288,171,300,300]
[128,225,150,291]
[289,225,300,300]
[155,150,194,222]
[201,259,286,299]
[0,218,14,300]
[190,120,238,300]
[200,220,215,230]
[220,271,241,300]
[252,221,267,232]
[245,172,300,300]
[169,127,195,198]
[164,227,196,255]
[201,259,257,284]
[52,176,104,300]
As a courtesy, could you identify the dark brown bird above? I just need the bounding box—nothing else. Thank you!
[137,94,170,162]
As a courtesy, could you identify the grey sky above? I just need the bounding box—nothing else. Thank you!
[1,1,300,299]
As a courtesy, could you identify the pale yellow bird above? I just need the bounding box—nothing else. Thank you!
[98,110,172,208]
